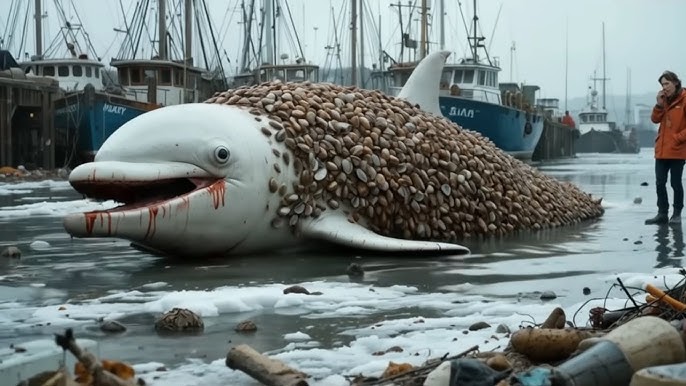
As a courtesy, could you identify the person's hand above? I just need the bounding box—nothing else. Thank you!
[657,90,666,106]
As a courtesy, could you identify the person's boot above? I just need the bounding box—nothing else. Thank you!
[645,213,668,225]
[670,209,682,225]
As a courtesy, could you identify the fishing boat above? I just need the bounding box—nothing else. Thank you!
[386,0,544,160]
[575,86,639,154]
[13,0,159,166]
[229,0,319,87]
[575,24,639,155]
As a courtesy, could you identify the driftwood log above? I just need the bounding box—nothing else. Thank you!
[54,329,135,386]
[226,344,309,386]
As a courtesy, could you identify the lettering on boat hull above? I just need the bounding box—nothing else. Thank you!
[447,107,476,118]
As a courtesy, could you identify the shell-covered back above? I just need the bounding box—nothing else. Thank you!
[205,81,603,241]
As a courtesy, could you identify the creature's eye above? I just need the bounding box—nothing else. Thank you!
[214,146,230,164]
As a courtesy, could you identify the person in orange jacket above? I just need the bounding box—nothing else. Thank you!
[561,111,576,128]
[645,71,686,225]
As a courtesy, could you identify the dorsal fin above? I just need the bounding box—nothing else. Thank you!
[397,50,451,116]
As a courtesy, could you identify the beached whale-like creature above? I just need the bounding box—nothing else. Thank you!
[63,51,603,258]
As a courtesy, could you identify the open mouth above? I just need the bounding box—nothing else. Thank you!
[72,177,220,212]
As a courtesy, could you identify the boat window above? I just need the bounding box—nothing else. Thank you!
[130,67,143,85]
[72,65,83,77]
[287,68,305,81]
[95,68,100,78]
[478,70,486,85]
[186,72,197,88]
[58,65,69,77]
[144,68,156,80]
[43,66,55,76]
[174,68,183,85]
[160,67,172,85]
[440,70,452,89]
[118,68,129,85]
[306,67,319,81]
[85,66,92,77]
[463,70,474,83]
[453,70,463,83]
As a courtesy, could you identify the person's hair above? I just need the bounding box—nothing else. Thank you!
[659,71,682,89]
[565,110,569,115]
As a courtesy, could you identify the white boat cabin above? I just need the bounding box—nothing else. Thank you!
[388,58,502,104]
[578,89,615,135]
[21,56,104,92]
[111,59,212,106]
[231,63,319,88]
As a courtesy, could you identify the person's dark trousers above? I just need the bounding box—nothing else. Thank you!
[655,159,685,215]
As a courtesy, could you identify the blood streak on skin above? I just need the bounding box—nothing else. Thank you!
[207,181,226,209]
[99,213,112,235]
[178,197,190,210]
[85,213,98,234]
[84,212,112,235]
[145,207,160,239]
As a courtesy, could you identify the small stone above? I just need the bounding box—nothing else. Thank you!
[540,291,557,300]
[346,262,364,277]
[235,320,257,333]
[154,308,203,333]
[1,246,21,258]
[633,197,642,204]
[495,324,510,334]
[640,182,649,186]
[634,240,643,245]
[486,354,511,371]
[100,320,127,333]
[283,285,310,295]
[468,321,491,331]
[583,287,591,295]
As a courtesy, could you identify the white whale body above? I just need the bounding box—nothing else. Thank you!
[63,51,471,257]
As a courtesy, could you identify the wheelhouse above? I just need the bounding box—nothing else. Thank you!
[22,56,104,92]
[110,59,213,105]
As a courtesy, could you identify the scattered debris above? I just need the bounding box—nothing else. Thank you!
[235,320,258,333]
[226,344,309,386]
[1,246,21,258]
[153,308,203,333]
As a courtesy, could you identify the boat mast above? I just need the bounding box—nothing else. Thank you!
[509,41,515,82]
[471,0,478,62]
[419,0,427,59]
[264,0,274,64]
[34,0,42,58]
[351,0,357,86]
[184,0,192,64]
[565,18,569,111]
[439,0,445,50]
[239,0,256,72]
[359,0,365,87]
[158,0,167,59]
[602,22,606,110]
[625,68,632,126]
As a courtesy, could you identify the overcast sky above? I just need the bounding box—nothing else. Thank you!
[1,0,683,101]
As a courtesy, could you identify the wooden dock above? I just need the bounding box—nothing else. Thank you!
[0,71,60,170]
[532,118,579,162]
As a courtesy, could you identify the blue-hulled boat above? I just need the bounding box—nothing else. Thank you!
[52,85,158,164]
[18,0,224,167]
[386,0,544,160]
[22,55,159,166]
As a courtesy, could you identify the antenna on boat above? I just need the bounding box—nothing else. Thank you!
[466,0,491,66]
[509,41,515,82]
[565,17,569,111]
[602,22,606,110]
